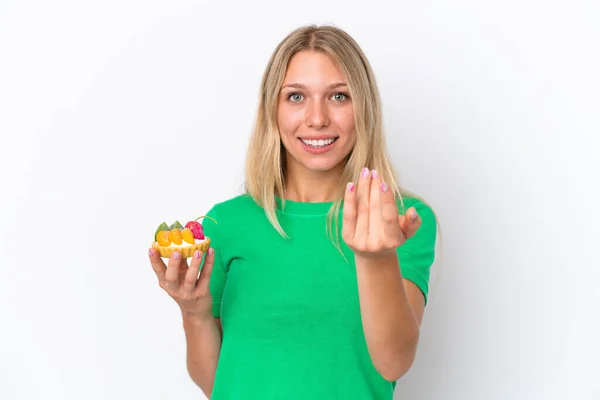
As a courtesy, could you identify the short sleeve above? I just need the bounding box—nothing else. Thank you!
[396,197,437,305]
[202,205,227,318]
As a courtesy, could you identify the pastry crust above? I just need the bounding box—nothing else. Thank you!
[152,238,211,258]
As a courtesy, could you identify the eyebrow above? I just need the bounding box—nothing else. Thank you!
[281,82,348,90]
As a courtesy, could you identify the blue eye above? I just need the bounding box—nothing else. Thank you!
[331,93,348,101]
[288,93,304,102]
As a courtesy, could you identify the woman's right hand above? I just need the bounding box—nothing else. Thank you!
[149,248,215,320]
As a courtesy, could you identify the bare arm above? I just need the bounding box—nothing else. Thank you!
[183,316,222,397]
[342,169,427,382]
[149,248,222,398]
[355,253,424,382]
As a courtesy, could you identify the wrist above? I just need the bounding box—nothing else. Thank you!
[354,250,398,264]
[181,310,214,325]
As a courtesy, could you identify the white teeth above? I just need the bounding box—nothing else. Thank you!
[301,138,335,148]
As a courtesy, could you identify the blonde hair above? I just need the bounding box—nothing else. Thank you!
[245,24,421,245]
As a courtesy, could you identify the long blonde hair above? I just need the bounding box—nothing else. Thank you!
[245,24,417,243]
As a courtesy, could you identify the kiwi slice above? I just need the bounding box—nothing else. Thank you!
[169,220,184,230]
[154,222,169,241]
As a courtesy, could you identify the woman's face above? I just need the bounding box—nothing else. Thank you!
[277,50,356,175]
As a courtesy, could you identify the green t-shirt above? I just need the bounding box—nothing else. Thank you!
[202,194,437,400]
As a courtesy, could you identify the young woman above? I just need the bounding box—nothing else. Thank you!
[149,24,437,400]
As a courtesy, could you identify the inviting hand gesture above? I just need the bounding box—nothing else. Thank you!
[342,168,422,259]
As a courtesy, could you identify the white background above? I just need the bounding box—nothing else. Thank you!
[1,0,599,399]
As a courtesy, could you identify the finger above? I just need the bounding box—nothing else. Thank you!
[196,248,215,296]
[368,170,382,237]
[342,181,357,241]
[398,207,422,240]
[149,248,167,283]
[179,256,190,272]
[355,167,371,240]
[182,250,203,294]
[380,180,400,237]
[165,251,183,290]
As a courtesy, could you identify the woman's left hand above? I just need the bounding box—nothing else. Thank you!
[342,168,422,259]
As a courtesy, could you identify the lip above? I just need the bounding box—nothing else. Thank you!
[298,135,339,140]
[297,137,338,155]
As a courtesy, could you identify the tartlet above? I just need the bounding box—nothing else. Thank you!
[151,216,216,258]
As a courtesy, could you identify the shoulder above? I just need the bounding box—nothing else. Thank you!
[395,194,438,306]
[203,193,287,249]
[206,194,264,229]
[398,194,434,214]
[207,193,261,216]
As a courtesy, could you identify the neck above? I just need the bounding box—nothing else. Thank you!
[284,161,344,203]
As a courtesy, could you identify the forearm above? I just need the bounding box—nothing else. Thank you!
[182,313,222,397]
[355,252,420,381]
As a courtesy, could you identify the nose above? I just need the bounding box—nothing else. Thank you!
[305,99,329,129]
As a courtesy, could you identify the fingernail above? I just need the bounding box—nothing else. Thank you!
[173,251,180,260]
[371,170,378,179]
[411,209,418,220]
[347,182,354,192]
[208,248,214,255]
[194,250,201,259]
[149,248,155,257]
[381,182,388,192]
[362,167,369,178]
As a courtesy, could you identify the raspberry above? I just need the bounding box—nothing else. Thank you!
[185,221,204,240]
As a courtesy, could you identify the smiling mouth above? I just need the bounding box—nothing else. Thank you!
[298,137,339,149]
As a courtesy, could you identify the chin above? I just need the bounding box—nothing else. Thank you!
[300,157,345,173]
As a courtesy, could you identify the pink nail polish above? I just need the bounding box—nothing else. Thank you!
[381,182,388,192]
[208,248,214,255]
[149,248,155,257]
[347,182,354,192]
[173,251,180,260]
[371,170,378,179]
[362,168,369,178]
[411,209,418,220]
[194,250,201,259]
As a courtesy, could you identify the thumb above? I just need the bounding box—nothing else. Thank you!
[398,207,422,240]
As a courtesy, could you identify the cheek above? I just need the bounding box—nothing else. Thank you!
[277,105,302,136]
[332,108,356,137]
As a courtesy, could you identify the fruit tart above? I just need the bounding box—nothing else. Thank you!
[151,216,216,258]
